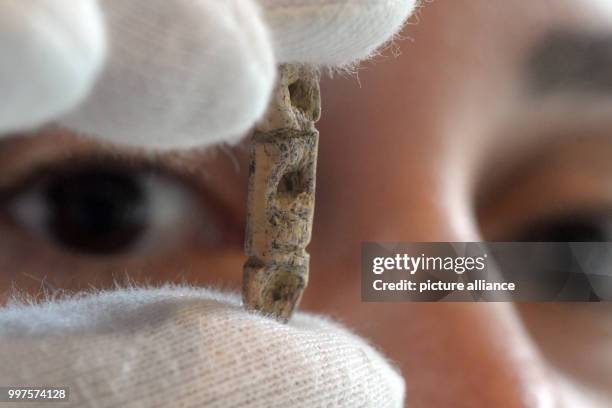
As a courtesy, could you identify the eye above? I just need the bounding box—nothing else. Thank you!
[512,213,612,242]
[476,136,612,243]
[37,167,146,254]
[3,159,219,257]
[474,137,612,300]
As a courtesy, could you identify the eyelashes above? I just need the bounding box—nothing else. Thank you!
[511,212,612,242]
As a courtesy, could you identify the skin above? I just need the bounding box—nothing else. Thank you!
[1,0,612,406]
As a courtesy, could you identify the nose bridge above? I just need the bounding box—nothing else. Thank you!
[313,132,559,408]
[314,173,560,406]
[313,54,563,406]
[368,177,559,406]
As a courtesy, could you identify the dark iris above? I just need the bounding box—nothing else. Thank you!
[515,215,610,242]
[44,167,148,255]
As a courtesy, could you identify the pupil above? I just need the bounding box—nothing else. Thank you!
[516,216,609,242]
[44,167,148,254]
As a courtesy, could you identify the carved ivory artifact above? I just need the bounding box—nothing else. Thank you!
[243,64,320,322]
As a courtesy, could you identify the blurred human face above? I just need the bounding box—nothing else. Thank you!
[1,0,612,406]
[310,1,612,406]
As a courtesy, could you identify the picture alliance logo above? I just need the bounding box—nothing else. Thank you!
[363,242,612,301]
[371,253,489,275]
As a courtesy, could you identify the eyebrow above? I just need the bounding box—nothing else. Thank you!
[527,30,612,95]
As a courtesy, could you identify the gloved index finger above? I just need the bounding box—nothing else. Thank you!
[260,0,418,65]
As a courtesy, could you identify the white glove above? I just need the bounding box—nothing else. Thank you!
[0,0,416,148]
[0,0,105,134]
[1,286,405,407]
[0,2,415,406]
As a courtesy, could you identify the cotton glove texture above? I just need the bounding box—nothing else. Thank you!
[0,286,405,408]
[0,2,414,406]
[0,0,106,135]
[0,0,416,148]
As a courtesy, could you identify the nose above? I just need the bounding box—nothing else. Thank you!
[363,303,558,407]
[308,78,561,407]
[309,195,558,406]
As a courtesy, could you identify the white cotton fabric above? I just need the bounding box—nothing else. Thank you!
[60,0,277,149]
[0,3,413,405]
[0,0,416,148]
[262,0,417,65]
[0,286,405,408]
[0,0,106,134]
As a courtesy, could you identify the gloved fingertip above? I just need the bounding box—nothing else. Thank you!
[0,0,106,134]
[61,0,276,149]
[290,313,406,407]
[264,0,418,65]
